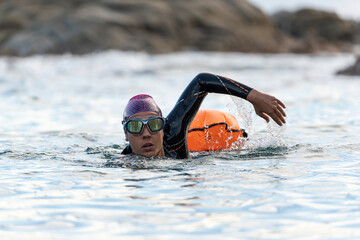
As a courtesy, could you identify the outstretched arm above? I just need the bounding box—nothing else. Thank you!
[164,72,286,158]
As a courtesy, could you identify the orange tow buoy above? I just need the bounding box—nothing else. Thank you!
[187,110,247,151]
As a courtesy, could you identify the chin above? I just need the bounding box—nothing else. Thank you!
[139,150,157,158]
[142,153,155,158]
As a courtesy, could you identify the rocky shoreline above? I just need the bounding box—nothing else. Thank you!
[0,0,359,57]
[336,56,360,76]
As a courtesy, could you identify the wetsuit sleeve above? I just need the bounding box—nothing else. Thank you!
[163,72,252,158]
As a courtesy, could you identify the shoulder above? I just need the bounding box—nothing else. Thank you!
[121,145,132,155]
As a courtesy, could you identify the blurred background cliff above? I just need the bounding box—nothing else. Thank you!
[0,0,359,73]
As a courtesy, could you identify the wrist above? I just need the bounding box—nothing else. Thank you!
[246,89,259,103]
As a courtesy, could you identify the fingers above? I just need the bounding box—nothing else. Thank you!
[277,105,286,118]
[258,112,270,123]
[272,99,286,126]
[258,107,286,126]
[274,109,286,125]
[264,107,286,126]
[276,99,286,109]
[266,110,281,126]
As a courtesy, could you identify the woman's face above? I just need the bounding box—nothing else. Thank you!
[125,112,165,157]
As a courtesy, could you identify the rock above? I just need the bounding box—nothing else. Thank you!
[272,8,359,53]
[336,56,360,76]
[0,1,358,56]
[0,0,291,56]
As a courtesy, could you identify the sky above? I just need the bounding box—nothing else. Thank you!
[248,0,360,20]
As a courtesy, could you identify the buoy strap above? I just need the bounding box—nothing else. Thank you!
[188,122,244,134]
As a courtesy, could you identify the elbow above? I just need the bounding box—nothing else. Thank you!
[193,72,214,83]
[195,72,213,79]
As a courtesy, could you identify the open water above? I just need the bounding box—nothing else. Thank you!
[0,51,359,239]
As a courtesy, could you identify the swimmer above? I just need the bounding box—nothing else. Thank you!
[121,73,286,158]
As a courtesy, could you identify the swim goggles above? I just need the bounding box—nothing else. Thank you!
[122,116,167,134]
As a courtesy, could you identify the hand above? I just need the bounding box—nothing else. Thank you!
[246,89,286,126]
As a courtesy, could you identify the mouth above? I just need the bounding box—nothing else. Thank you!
[142,143,154,151]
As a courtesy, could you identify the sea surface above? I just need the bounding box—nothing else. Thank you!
[0,51,359,239]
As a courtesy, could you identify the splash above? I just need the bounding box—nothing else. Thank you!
[229,96,287,150]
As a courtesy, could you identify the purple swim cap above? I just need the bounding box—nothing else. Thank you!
[123,94,162,121]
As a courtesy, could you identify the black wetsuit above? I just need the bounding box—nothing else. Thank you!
[122,72,252,159]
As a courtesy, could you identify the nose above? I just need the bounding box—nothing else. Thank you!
[141,124,151,138]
